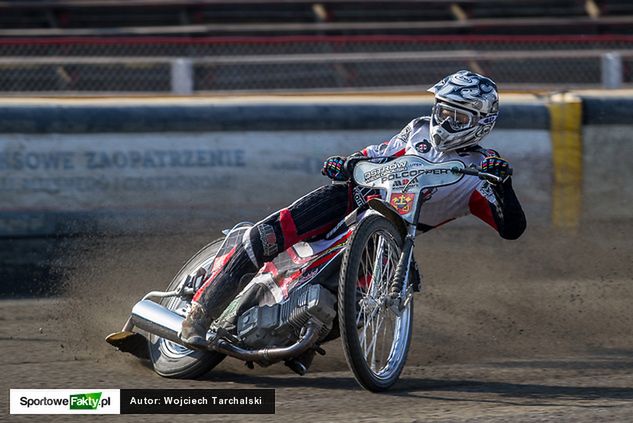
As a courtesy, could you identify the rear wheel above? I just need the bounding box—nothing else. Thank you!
[148,239,226,379]
[338,215,413,392]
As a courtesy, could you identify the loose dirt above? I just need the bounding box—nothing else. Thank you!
[1,221,632,422]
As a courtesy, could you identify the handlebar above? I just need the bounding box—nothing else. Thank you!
[344,155,385,175]
[345,155,511,185]
[451,166,511,184]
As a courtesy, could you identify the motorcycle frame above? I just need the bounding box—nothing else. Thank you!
[112,154,500,364]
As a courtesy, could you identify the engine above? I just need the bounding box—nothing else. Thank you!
[236,283,336,349]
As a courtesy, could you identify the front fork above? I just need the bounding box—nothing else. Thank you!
[388,224,418,313]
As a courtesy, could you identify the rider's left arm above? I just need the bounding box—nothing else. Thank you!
[468,178,527,240]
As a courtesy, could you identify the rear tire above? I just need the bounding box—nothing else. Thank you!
[148,239,226,379]
[338,215,413,392]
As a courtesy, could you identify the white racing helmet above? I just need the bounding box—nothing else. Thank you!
[427,70,499,152]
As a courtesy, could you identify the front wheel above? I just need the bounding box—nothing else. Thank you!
[148,238,227,379]
[338,214,413,392]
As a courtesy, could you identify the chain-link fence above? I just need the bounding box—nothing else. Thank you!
[1,35,632,94]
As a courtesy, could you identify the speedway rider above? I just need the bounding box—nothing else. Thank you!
[180,70,527,373]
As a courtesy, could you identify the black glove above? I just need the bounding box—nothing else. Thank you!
[480,155,512,184]
[321,156,350,181]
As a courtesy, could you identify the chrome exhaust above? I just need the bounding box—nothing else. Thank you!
[128,299,321,363]
[130,299,195,345]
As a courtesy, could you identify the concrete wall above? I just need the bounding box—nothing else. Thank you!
[1,94,631,238]
[0,97,551,237]
[582,97,633,224]
[0,129,552,237]
[2,94,632,297]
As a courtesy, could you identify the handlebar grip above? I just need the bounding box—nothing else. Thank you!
[453,167,480,176]
[344,155,391,176]
[452,166,504,184]
[452,166,513,176]
[344,157,362,175]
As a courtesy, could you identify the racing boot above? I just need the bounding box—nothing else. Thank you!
[180,302,214,350]
[180,243,259,350]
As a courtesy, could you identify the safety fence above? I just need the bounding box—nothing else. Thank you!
[1,35,632,94]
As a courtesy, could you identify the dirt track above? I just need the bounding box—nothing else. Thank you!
[1,221,633,422]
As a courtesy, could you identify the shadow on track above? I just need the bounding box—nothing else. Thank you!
[199,369,633,404]
[201,371,360,390]
[394,378,633,400]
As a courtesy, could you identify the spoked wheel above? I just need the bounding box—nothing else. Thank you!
[338,214,413,392]
[148,238,226,379]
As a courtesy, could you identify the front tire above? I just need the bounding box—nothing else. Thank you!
[338,215,413,392]
[148,239,226,379]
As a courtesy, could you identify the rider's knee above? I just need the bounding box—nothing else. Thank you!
[243,221,284,266]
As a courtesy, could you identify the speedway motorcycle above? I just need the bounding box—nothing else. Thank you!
[106,155,502,392]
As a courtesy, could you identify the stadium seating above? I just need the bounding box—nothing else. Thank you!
[0,1,632,93]
[0,1,632,36]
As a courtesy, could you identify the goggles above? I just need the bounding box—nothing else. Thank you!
[433,102,497,131]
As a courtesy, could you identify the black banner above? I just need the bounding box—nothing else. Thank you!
[120,389,275,414]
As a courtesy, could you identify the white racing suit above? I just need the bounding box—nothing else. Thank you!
[183,116,526,361]
[354,116,526,237]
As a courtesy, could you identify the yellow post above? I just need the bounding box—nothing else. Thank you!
[548,93,583,230]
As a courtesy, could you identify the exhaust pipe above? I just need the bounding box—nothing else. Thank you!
[129,299,321,362]
[214,320,321,362]
[130,299,198,345]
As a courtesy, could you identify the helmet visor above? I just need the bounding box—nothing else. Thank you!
[433,103,476,131]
